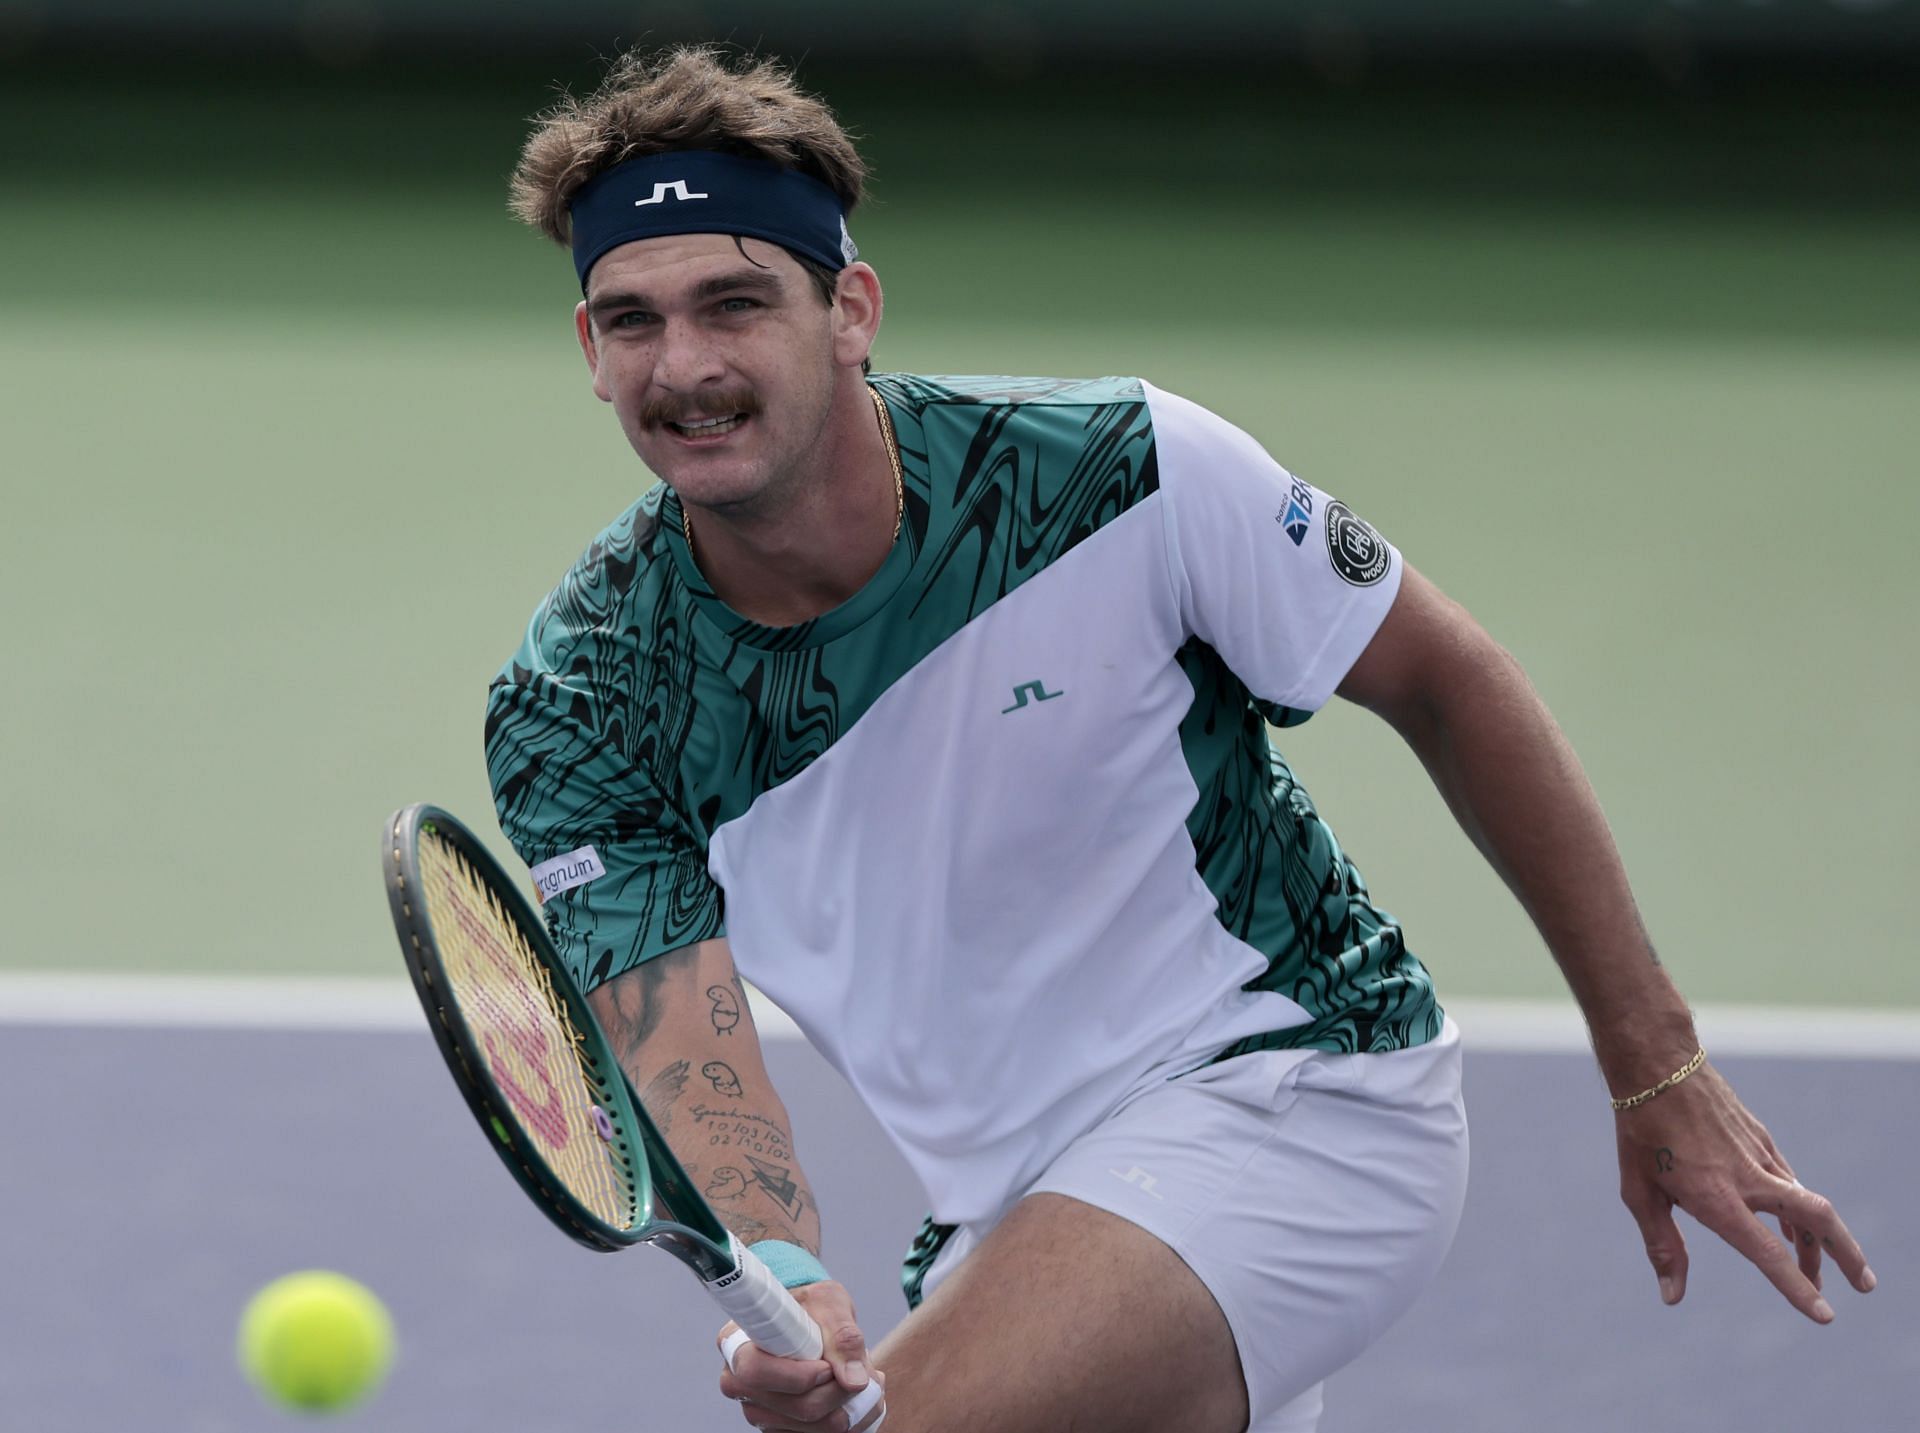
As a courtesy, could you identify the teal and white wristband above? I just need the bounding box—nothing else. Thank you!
[748,1239,831,1289]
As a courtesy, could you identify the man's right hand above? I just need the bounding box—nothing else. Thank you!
[717,1281,886,1431]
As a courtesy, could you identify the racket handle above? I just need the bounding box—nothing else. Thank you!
[720,1323,887,1431]
[705,1237,824,1360]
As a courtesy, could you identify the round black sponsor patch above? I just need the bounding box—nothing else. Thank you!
[1324,501,1390,586]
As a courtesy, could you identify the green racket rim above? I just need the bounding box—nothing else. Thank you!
[384,802,651,1253]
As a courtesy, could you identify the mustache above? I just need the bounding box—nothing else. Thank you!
[640,389,763,428]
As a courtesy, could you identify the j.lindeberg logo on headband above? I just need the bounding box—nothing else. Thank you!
[570,152,854,290]
[635,180,710,206]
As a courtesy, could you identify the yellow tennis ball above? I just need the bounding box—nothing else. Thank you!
[237,1271,396,1413]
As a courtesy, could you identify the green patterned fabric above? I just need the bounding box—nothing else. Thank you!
[1176,644,1440,1056]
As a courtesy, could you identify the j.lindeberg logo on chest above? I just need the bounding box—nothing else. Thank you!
[1001,680,1065,713]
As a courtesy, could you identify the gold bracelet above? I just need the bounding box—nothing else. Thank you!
[1610,1047,1707,1111]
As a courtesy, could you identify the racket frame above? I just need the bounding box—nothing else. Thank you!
[384,805,861,1397]
[384,802,731,1269]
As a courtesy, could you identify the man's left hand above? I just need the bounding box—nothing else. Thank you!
[1614,1061,1876,1322]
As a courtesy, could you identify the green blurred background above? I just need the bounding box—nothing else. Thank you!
[2,4,1915,1006]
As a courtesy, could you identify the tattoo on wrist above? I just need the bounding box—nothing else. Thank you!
[1654,1147,1676,1174]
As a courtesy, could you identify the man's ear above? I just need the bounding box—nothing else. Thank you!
[830,263,883,370]
[575,300,612,403]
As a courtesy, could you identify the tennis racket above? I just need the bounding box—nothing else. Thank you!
[383,803,881,1425]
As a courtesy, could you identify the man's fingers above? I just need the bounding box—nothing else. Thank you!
[1775,1180,1876,1295]
[1694,1194,1833,1323]
[716,1323,834,1399]
[848,1370,888,1432]
[1625,1189,1690,1305]
[715,1282,884,1430]
[1786,1218,1823,1292]
[824,1318,874,1394]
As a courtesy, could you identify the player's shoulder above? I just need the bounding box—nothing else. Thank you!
[878,373,1147,412]
[492,485,677,694]
[878,373,1161,485]
[878,373,1250,454]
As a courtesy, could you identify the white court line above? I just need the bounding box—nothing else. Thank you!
[0,973,1915,1059]
[0,972,807,1042]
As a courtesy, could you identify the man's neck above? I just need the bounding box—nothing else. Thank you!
[683,381,898,629]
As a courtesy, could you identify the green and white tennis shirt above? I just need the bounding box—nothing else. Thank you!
[487,375,1442,1226]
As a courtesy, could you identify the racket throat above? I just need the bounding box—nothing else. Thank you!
[647,1226,738,1283]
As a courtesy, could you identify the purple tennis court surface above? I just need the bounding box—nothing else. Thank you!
[2,1024,1908,1430]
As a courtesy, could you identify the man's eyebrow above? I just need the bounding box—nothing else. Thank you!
[587,268,786,318]
[691,269,785,301]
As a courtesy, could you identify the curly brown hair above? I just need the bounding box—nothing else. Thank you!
[510,45,869,270]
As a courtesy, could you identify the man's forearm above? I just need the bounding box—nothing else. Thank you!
[590,948,823,1252]
[1399,638,1697,1090]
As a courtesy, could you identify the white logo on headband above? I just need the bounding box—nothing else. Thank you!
[634,180,711,207]
[839,217,859,264]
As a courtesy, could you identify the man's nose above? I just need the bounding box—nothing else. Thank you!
[652,317,727,391]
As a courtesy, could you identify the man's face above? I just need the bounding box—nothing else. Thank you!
[575,232,844,515]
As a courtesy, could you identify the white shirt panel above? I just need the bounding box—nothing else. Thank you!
[708,499,1311,1223]
[1146,382,1403,715]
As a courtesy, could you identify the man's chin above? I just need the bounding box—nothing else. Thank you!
[640,446,768,511]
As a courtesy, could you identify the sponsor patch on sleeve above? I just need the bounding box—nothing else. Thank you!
[1275,472,1315,546]
[529,845,607,903]
[1324,500,1391,586]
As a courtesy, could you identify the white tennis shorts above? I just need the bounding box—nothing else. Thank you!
[918,1017,1469,1432]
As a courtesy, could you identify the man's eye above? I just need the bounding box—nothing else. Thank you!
[719,298,760,314]
[610,312,655,328]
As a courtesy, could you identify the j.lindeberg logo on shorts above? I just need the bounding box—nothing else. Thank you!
[530,845,607,903]
[1325,501,1391,586]
[633,180,710,206]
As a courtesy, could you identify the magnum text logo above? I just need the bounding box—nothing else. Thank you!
[530,845,607,903]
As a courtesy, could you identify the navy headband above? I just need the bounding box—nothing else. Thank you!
[568,150,857,291]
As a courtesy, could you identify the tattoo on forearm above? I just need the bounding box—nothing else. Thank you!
[702,1060,743,1096]
[691,1103,791,1157]
[687,1103,810,1216]
[707,984,740,1036]
[640,1059,690,1135]
[705,1167,749,1201]
[1654,1147,1676,1174]
[744,1154,808,1220]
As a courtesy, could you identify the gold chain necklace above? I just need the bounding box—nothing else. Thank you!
[678,387,905,552]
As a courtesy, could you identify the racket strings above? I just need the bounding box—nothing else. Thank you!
[417,831,635,1227]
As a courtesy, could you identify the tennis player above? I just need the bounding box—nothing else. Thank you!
[484,46,1874,1433]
